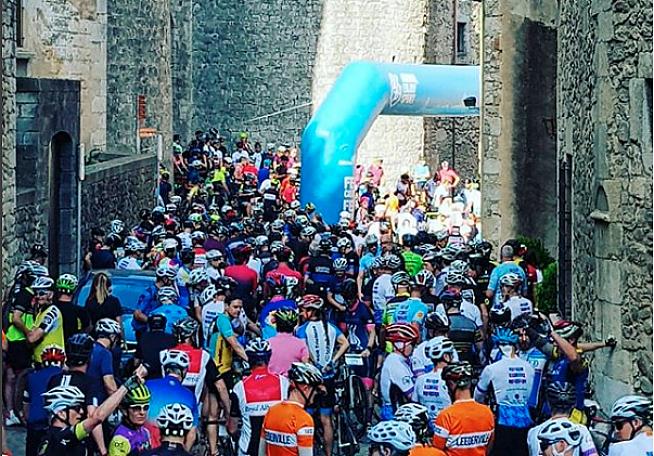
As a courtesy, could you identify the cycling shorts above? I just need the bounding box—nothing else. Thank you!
[307,378,335,416]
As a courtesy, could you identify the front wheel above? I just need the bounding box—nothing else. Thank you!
[347,375,370,438]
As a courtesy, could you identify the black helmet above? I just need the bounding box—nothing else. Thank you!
[402,233,416,248]
[66,333,94,366]
[489,305,512,326]
[441,361,474,387]
[546,381,577,411]
[425,312,450,332]
[148,313,167,331]
[31,243,49,259]
[340,278,358,301]
[318,235,332,252]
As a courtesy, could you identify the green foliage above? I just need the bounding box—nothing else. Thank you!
[516,236,556,269]
[536,262,558,314]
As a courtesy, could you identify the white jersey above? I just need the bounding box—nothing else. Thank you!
[116,257,142,270]
[201,300,225,342]
[461,300,483,327]
[608,431,653,456]
[372,273,394,313]
[380,352,414,405]
[412,338,459,376]
[475,356,535,428]
[527,417,598,456]
[505,296,533,321]
[412,369,452,420]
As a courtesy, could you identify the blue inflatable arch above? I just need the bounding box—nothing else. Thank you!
[299,61,480,224]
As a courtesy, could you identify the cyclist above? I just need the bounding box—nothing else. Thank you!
[134,264,178,340]
[268,308,310,375]
[440,291,482,365]
[229,338,289,456]
[608,395,653,456]
[401,234,423,277]
[109,385,154,455]
[536,419,588,456]
[295,294,349,456]
[141,403,194,456]
[499,273,533,321]
[259,362,324,456]
[172,317,211,402]
[136,313,176,380]
[380,323,420,420]
[26,276,65,364]
[382,271,413,332]
[54,273,88,341]
[259,274,298,339]
[23,345,65,456]
[371,255,397,325]
[485,244,527,308]
[412,337,454,421]
[527,382,597,456]
[441,272,482,328]
[88,318,122,403]
[304,234,335,297]
[39,365,147,455]
[412,269,438,312]
[394,403,433,449]
[412,311,459,377]
[367,420,417,456]
[474,327,534,456]
[433,362,495,456]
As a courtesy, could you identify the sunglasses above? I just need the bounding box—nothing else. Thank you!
[35,290,51,297]
[129,404,150,412]
[614,420,630,431]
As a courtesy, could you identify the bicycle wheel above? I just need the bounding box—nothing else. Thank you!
[335,410,359,456]
[346,375,369,439]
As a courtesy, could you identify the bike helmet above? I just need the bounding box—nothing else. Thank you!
[439,290,462,308]
[371,256,386,271]
[284,276,300,298]
[336,237,351,250]
[199,285,218,305]
[161,349,190,371]
[288,362,324,386]
[367,420,416,451]
[255,235,269,247]
[66,333,94,366]
[391,271,411,288]
[43,385,85,414]
[298,294,323,310]
[125,238,145,253]
[189,268,209,286]
[95,318,121,337]
[31,264,50,278]
[318,235,332,252]
[610,395,653,423]
[148,313,167,331]
[110,219,126,234]
[156,403,194,435]
[333,257,348,272]
[105,232,123,248]
[435,230,449,242]
[123,384,151,406]
[31,243,49,259]
[450,260,469,274]
[425,336,455,361]
[283,209,296,220]
[157,286,179,305]
[266,272,287,293]
[385,254,402,271]
[491,326,519,346]
[191,231,206,242]
[295,215,309,227]
[55,273,78,293]
[445,271,467,287]
[173,317,199,341]
[385,323,420,344]
[441,361,474,387]
[270,219,285,232]
[402,233,416,248]
[301,226,317,238]
[439,246,457,263]
[365,234,379,245]
[151,225,166,240]
[500,273,522,288]
[165,203,177,213]
[394,403,430,438]
[413,269,435,288]
[425,311,450,332]
[41,345,66,366]
[537,419,582,448]
[546,381,577,410]
[156,264,178,280]
[553,320,583,340]
[490,305,512,326]
[32,276,54,291]
[340,278,358,301]
[188,213,203,224]
[245,338,272,363]
[205,249,223,261]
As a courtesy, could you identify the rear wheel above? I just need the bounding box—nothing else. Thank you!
[346,375,369,439]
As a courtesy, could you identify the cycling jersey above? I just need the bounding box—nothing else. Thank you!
[518,346,548,411]
[305,256,334,294]
[412,339,460,377]
[295,320,342,378]
[5,293,34,342]
[342,300,374,352]
[38,423,89,456]
[504,296,533,321]
[380,352,414,418]
[412,368,452,420]
[33,305,65,363]
[382,295,410,326]
[201,299,225,342]
[433,399,495,456]
[261,401,314,456]
[117,256,143,270]
[268,332,309,376]
[88,341,115,402]
[24,365,63,428]
[487,263,527,307]
[140,441,192,456]
[527,417,597,456]
[371,273,394,323]
[146,375,199,426]
[230,366,289,455]
[170,343,211,402]
[109,422,153,456]
[460,300,483,328]
[447,313,480,364]
[547,350,589,411]
[475,356,535,428]
[410,445,447,456]
[393,297,428,331]
[607,431,653,456]
[206,312,235,375]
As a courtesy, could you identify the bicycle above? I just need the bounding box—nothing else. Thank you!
[336,354,371,439]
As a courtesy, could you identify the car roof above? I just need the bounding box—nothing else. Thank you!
[84,268,156,279]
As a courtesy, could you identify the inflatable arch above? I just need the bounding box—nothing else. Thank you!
[299,61,480,224]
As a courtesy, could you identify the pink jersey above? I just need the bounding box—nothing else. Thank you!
[268,332,309,375]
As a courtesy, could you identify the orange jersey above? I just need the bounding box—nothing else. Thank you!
[433,399,494,456]
[261,401,314,456]
[410,445,447,456]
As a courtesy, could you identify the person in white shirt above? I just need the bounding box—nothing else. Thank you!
[500,273,533,321]
[607,395,653,456]
[412,337,453,420]
[536,418,596,456]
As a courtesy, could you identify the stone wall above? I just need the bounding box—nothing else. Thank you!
[424,117,480,181]
[81,154,158,245]
[106,0,172,155]
[2,0,17,287]
[558,0,653,406]
[190,0,322,146]
[481,0,559,255]
[19,0,107,154]
[171,0,194,142]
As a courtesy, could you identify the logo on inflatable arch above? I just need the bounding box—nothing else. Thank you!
[388,72,419,107]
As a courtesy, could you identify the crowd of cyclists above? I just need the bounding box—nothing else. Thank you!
[1,129,651,456]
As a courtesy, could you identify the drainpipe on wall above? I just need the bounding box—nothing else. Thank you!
[77,143,85,277]
[452,0,457,65]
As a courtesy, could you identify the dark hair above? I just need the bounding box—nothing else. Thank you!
[276,318,296,334]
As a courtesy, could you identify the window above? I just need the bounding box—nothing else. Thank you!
[456,22,466,54]
[16,0,24,48]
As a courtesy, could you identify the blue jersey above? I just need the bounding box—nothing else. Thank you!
[342,301,374,351]
[547,354,589,410]
[133,285,159,332]
[25,365,62,427]
[88,342,114,402]
[296,321,343,379]
[146,375,199,426]
[519,347,549,410]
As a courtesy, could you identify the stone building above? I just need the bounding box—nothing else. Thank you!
[481,0,652,408]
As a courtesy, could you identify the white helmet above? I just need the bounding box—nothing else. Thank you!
[336,237,351,249]
[367,420,416,451]
[95,318,121,337]
[255,235,269,247]
[110,219,125,234]
[333,257,348,272]
[199,285,218,305]
[42,385,85,414]
[156,263,178,279]
[425,336,455,361]
[161,349,190,371]
[610,395,653,423]
[188,268,209,286]
[206,249,223,261]
[156,403,194,436]
[537,418,583,448]
[157,286,179,305]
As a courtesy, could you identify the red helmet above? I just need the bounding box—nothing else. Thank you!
[299,294,323,310]
[385,323,420,344]
[41,345,66,365]
[554,320,583,340]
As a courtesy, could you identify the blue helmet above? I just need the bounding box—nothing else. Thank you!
[491,326,518,346]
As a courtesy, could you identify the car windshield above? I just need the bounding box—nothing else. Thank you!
[76,275,155,313]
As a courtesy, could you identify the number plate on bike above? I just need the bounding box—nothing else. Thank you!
[345,354,364,366]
